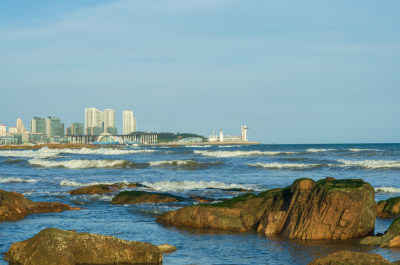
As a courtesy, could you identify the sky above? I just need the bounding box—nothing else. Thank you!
[0,0,399,144]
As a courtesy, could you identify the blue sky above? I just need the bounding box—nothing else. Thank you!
[0,0,399,143]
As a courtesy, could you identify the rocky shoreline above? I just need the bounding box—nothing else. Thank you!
[2,177,400,264]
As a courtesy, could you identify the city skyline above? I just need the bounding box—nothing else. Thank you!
[0,1,399,143]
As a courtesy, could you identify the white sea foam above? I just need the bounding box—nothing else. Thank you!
[29,159,132,169]
[348,148,382,152]
[0,177,38,183]
[248,162,323,169]
[194,150,294,157]
[337,159,400,169]
[140,180,260,191]
[149,160,194,166]
[184,145,211,148]
[60,148,155,155]
[375,187,400,193]
[0,147,61,158]
[306,148,336,153]
[60,180,129,187]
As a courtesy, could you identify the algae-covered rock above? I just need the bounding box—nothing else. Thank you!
[4,228,162,265]
[157,178,377,240]
[111,190,187,204]
[69,184,121,195]
[360,218,400,247]
[308,250,392,265]
[377,197,400,218]
[0,189,79,221]
[157,244,177,253]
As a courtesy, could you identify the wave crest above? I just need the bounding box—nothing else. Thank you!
[60,180,129,187]
[0,177,38,183]
[375,187,400,193]
[28,159,145,169]
[140,180,260,191]
[248,162,323,169]
[337,159,400,169]
[194,150,294,157]
[149,160,223,169]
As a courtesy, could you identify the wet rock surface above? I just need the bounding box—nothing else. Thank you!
[111,190,187,204]
[308,250,394,265]
[69,184,121,195]
[377,197,400,218]
[4,228,163,265]
[360,218,400,247]
[157,178,377,240]
[0,189,79,220]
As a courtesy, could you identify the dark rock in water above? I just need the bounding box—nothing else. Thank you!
[188,196,217,203]
[157,178,376,240]
[0,189,80,220]
[206,187,254,192]
[111,190,187,204]
[126,182,148,188]
[4,228,163,265]
[377,196,400,218]
[360,218,400,247]
[308,250,392,265]
[69,184,121,195]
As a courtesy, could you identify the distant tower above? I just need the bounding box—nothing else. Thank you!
[123,110,137,135]
[219,130,224,142]
[241,125,248,142]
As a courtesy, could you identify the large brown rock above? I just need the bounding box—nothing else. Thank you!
[69,184,121,195]
[0,189,79,220]
[377,197,400,218]
[360,218,400,247]
[111,190,187,204]
[157,178,377,239]
[4,228,162,265]
[308,250,393,265]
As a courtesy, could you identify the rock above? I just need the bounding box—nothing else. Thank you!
[4,228,162,265]
[360,218,400,247]
[126,182,148,188]
[69,184,121,195]
[0,189,80,220]
[111,191,187,204]
[157,244,177,253]
[157,178,376,240]
[188,196,217,203]
[308,250,392,265]
[377,197,400,218]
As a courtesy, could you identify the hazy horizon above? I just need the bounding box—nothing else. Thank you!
[1,0,399,144]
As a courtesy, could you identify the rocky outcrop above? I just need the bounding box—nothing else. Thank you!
[111,191,187,204]
[157,244,177,253]
[308,250,394,265]
[69,184,121,195]
[4,228,162,265]
[157,178,376,240]
[0,189,79,220]
[360,218,400,247]
[377,197,400,218]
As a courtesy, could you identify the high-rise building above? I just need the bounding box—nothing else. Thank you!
[85,107,104,135]
[0,124,6,135]
[31,117,47,135]
[103,109,115,132]
[123,110,137,135]
[8,127,18,135]
[16,118,28,134]
[45,116,64,137]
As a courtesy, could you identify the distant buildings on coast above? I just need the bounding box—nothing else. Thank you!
[0,109,252,145]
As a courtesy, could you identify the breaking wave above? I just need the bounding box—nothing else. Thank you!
[194,150,294,157]
[375,187,400,193]
[140,180,261,191]
[0,177,38,183]
[0,148,60,158]
[337,159,400,169]
[28,159,147,169]
[348,148,382,152]
[60,180,129,187]
[60,148,155,155]
[305,148,336,153]
[149,160,223,169]
[248,162,323,169]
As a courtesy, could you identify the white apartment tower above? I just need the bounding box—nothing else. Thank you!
[123,110,137,135]
[0,124,6,136]
[85,107,104,133]
[103,109,115,132]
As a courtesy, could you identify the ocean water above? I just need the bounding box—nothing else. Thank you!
[1,143,400,264]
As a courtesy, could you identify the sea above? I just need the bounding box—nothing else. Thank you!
[1,143,400,264]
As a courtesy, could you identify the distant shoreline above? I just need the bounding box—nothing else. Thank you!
[0,141,261,150]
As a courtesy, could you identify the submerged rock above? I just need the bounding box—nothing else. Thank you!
[69,184,121,195]
[157,244,177,253]
[157,178,376,240]
[308,250,393,265]
[0,189,79,220]
[111,190,187,204]
[377,197,400,218]
[4,228,162,265]
[360,218,400,247]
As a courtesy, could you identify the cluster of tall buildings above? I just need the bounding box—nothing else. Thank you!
[0,107,137,144]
